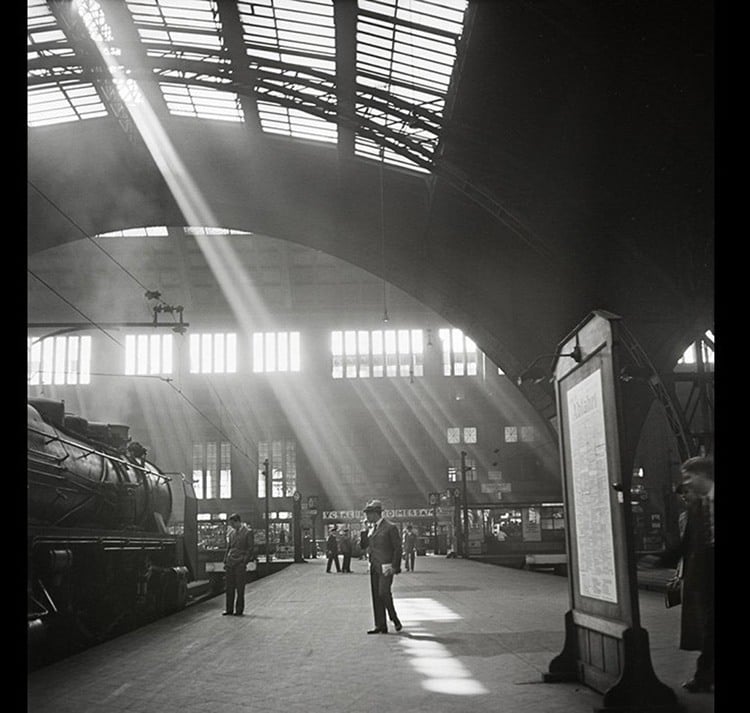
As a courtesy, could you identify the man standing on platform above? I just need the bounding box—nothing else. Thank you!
[677,456,715,693]
[223,513,253,616]
[326,526,341,573]
[339,528,353,573]
[402,524,417,572]
[361,499,402,634]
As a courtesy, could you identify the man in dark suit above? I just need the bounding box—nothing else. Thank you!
[361,499,402,634]
[223,513,254,616]
[325,526,341,573]
[403,524,417,572]
[339,528,353,573]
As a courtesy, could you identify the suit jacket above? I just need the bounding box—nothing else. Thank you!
[365,518,402,572]
[326,533,339,556]
[225,524,253,567]
[339,535,352,554]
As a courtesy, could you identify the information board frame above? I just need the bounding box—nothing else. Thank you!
[543,311,678,713]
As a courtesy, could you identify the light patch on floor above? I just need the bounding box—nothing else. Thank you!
[396,598,488,696]
[395,597,463,622]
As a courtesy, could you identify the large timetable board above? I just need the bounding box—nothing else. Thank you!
[567,369,618,604]
[554,313,636,630]
[544,311,678,712]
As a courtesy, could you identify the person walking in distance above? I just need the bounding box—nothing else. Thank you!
[326,526,341,573]
[675,456,715,693]
[402,524,417,572]
[339,528,353,573]
[222,513,254,616]
[360,499,402,634]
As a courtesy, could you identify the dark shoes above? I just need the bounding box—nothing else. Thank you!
[394,619,403,632]
[682,678,713,693]
[221,611,233,616]
[367,628,387,634]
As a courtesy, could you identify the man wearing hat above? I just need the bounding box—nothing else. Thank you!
[325,526,341,573]
[361,499,403,634]
[223,513,254,616]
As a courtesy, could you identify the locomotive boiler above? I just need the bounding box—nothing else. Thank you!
[27,397,198,666]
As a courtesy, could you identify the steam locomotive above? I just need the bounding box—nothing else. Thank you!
[27,397,198,667]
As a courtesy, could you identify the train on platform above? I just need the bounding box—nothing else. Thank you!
[27,397,198,668]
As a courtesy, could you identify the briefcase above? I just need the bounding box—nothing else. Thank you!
[664,576,682,608]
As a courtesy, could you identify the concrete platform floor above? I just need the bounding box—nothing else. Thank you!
[27,555,718,713]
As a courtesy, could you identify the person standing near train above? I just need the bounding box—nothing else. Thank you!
[223,513,253,616]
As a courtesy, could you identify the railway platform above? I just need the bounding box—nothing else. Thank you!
[27,555,717,713]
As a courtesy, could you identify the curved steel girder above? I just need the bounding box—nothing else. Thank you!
[146,63,444,147]
[139,50,447,130]
[616,321,694,462]
[141,64,553,257]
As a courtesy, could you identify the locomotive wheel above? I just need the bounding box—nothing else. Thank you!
[157,568,189,613]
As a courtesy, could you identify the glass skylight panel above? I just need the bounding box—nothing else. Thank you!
[28,0,55,29]
[76,0,117,47]
[128,0,237,115]
[257,100,337,142]
[159,82,244,121]
[238,0,335,65]
[239,0,337,143]
[128,0,224,56]
[27,1,105,126]
[28,82,109,127]
[28,0,75,63]
[97,226,169,237]
[183,226,253,235]
[355,0,468,171]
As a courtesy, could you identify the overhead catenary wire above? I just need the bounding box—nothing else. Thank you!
[163,379,257,468]
[28,269,124,348]
[27,179,178,319]
[203,377,258,466]
[27,197,256,467]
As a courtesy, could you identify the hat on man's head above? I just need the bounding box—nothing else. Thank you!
[364,499,383,513]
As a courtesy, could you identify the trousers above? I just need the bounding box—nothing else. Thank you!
[225,561,247,614]
[404,550,415,571]
[369,567,399,630]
